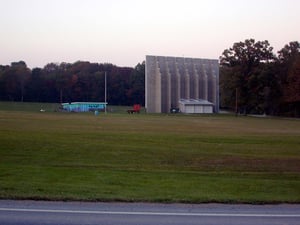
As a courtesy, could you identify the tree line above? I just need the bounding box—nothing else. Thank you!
[0,61,145,106]
[0,39,299,116]
[220,39,300,117]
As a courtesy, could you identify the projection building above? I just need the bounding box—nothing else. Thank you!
[145,55,219,113]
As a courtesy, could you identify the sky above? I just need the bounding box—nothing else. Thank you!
[0,0,299,68]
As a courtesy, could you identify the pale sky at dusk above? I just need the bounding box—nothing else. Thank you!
[1,0,299,68]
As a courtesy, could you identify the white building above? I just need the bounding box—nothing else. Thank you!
[145,55,219,113]
[179,99,213,113]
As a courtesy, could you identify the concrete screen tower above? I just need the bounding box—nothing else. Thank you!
[145,55,219,113]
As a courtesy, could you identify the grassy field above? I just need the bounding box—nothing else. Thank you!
[0,102,300,203]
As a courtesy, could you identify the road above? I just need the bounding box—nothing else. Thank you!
[0,200,300,225]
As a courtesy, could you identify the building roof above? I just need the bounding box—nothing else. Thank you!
[179,99,214,106]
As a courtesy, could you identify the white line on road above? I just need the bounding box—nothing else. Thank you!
[0,208,299,218]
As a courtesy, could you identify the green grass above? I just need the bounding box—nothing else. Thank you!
[0,102,300,203]
[0,101,61,112]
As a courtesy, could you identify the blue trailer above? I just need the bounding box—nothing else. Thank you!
[62,102,107,112]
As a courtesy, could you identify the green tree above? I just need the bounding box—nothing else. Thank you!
[0,61,30,101]
[276,41,300,116]
[220,39,275,114]
[284,56,300,101]
[26,67,43,102]
[0,65,9,100]
[128,62,145,105]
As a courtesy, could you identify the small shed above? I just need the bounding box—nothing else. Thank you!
[178,99,214,113]
[62,102,107,112]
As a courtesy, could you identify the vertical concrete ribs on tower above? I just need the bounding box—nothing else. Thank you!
[145,55,219,113]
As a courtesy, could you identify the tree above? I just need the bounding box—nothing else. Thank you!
[128,62,145,105]
[276,41,300,116]
[277,41,300,90]
[284,55,300,102]
[0,61,30,101]
[220,39,275,114]
[107,66,132,105]
[278,41,300,64]
[0,65,9,100]
[26,67,43,102]
[42,63,60,102]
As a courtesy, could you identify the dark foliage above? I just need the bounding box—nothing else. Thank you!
[0,61,145,106]
[220,39,300,117]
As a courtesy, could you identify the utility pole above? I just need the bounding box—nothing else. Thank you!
[105,71,107,114]
[235,88,238,116]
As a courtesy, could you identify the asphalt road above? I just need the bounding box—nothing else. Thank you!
[0,200,300,225]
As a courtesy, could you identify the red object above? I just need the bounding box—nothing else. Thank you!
[133,104,141,112]
[127,104,141,114]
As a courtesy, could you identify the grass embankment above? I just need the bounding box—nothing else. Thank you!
[0,102,299,203]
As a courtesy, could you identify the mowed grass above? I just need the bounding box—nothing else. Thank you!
[0,102,300,203]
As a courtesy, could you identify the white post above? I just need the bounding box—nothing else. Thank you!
[105,71,107,114]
